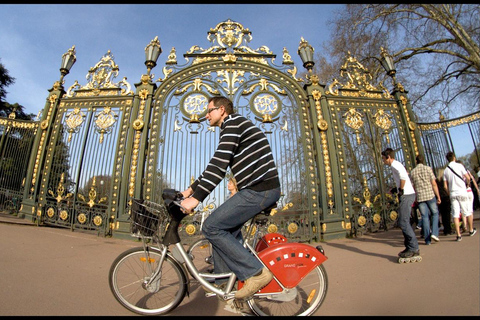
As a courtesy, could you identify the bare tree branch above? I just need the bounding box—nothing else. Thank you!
[317,4,480,121]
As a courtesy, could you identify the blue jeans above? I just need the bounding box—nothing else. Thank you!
[398,193,419,251]
[418,197,440,243]
[202,187,281,282]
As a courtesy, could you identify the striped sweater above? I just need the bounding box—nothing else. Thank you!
[190,113,280,202]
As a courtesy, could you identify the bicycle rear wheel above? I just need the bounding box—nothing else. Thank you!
[109,246,187,315]
[248,264,328,316]
[187,238,213,273]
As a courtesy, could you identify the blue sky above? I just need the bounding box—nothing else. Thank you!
[0,4,475,159]
[0,4,342,117]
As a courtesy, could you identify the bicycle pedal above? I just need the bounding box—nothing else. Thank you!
[232,299,248,311]
[204,292,216,298]
[232,299,245,310]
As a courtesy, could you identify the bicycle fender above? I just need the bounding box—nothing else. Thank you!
[255,243,327,292]
[255,232,288,252]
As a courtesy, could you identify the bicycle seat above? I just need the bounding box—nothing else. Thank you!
[254,202,278,225]
[262,202,278,216]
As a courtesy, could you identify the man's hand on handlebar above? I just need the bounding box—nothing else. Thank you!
[181,187,193,199]
[179,196,199,215]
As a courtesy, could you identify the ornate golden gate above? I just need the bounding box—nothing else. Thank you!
[21,50,134,235]
[15,19,426,241]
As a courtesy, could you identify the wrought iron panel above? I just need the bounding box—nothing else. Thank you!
[41,102,129,235]
[420,128,451,173]
[333,101,404,235]
[0,118,38,212]
[418,111,480,174]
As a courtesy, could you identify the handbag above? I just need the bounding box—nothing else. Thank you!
[447,165,468,188]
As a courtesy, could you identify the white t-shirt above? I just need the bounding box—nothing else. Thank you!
[390,159,415,195]
[443,161,468,196]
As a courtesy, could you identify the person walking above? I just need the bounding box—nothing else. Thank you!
[436,168,453,235]
[443,152,476,241]
[457,161,479,232]
[381,148,420,258]
[466,166,480,211]
[179,96,281,301]
[227,176,238,198]
[409,154,441,245]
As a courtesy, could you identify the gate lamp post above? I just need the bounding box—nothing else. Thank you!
[145,36,162,75]
[379,47,397,85]
[298,37,315,72]
[60,45,76,82]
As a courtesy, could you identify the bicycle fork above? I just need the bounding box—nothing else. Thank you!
[142,242,169,292]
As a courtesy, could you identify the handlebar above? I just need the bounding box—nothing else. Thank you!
[173,200,192,215]
[160,188,196,215]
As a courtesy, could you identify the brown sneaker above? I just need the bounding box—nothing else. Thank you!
[235,268,273,301]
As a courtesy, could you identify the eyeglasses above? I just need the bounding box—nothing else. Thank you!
[206,106,221,114]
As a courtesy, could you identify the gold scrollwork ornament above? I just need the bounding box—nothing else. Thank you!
[41,120,48,130]
[132,119,144,131]
[317,119,328,131]
[93,215,103,226]
[373,213,381,224]
[408,121,416,131]
[390,211,398,221]
[185,224,196,235]
[78,213,87,224]
[267,224,278,233]
[288,222,298,234]
[59,210,68,221]
[47,207,55,218]
[358,215,366,226]
[249,225,257,237]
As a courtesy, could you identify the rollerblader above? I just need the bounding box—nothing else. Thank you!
[397,248,422,263]
[381,148,421,264]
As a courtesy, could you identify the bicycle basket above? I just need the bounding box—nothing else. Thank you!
[130,198,170,238]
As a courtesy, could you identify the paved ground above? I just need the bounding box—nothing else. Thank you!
[0,210,478,316]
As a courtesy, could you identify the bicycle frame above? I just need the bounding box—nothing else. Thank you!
[149,228,296,301]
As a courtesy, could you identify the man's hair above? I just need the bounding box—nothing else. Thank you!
[446,151,455,162]
[415,154,425,165]
[381,148,395,159]
[208,96,234,114]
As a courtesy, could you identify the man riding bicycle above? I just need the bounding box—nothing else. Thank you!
[180,96,281,301]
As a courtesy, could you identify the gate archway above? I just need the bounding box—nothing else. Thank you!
[137,20,320,242]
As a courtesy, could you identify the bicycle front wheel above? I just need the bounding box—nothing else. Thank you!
[248,264,328,316]
[109,247,187,315]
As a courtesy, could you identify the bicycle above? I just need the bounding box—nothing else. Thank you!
[109,189,329,316]
[4,197,20,214]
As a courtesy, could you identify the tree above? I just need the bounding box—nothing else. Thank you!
[0,59,15,112]
[314,4,480,121]
[0,60,34,120]
[1,102,35,120]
